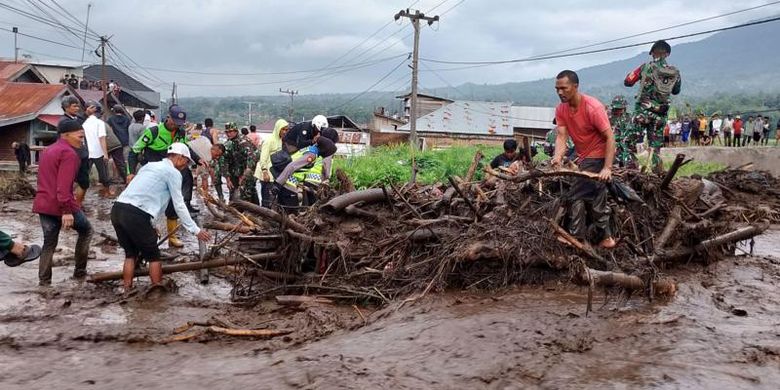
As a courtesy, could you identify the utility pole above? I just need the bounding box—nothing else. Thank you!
[279,88,298,121]
[12,27,18,63]
[243,101,254,125]
[80,3,92,64]
[171,82,177,105]
[394,9,438,151]
[100,35,108,119]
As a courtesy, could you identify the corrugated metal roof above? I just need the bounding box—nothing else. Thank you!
[0,81,67,124]
[399,100,514,136]
[398,101,556,135]
[510,106,556,130]
[0,62,28,81]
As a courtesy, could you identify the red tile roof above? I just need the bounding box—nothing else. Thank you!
[0,81,67,121]
[37,114,62,127]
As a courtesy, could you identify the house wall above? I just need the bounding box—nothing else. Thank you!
[35,65,82,84]
[0,122,30,161]
[513,127,550,142]
[370,115,405,132]
[371,131,408,147]
[402,97,450,120]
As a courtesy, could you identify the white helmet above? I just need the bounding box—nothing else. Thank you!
[311,115,328,131]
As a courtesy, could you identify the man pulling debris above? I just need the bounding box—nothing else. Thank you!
[552,70,616,249]
[112,143,211,291]
[624,40,681,173]
[127,105,201,248]
[274,131,338,208]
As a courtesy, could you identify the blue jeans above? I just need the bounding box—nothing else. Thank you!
[39,211,92,284]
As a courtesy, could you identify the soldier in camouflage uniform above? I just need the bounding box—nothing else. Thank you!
[608,95,637,168]
[222,122,260,203]
[624,40,681,174]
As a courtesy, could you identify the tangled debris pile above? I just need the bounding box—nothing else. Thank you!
[0,173,36,201]
[112,154,777,307]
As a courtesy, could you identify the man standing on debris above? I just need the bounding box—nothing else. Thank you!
[552,70,617,249]
[11,141,31,174]
[624,40,681,173]
[222,123,260,203]
[112,143,211,291]
[608,95,635,167]
[128,105,201,248]
[33,119,93,285]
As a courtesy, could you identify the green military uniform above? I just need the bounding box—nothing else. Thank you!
[626,49,681,173]
[223,134,259,203]
[608,95,637,168]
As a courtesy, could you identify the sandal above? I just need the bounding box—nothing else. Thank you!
[4,244,42,267]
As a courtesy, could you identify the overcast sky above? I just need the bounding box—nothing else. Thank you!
[0,0,775,97]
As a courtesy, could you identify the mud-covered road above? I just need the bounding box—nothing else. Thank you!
[1,193,779,389]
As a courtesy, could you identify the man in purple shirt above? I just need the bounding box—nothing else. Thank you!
[33,119,93,286]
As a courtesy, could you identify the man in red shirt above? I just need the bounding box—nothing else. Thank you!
[33,119,93,286]
[733,115,743,147]
[551,70,616,249]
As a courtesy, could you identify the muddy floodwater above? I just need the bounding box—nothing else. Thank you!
[1,195,779,389]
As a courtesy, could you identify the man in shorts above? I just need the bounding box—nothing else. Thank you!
[111,143,211,291]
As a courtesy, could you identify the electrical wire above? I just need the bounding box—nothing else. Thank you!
[328,56,410,111]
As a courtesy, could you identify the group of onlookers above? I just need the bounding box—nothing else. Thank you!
[663,114,779,147]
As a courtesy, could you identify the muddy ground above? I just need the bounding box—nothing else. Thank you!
[1,190,779,389]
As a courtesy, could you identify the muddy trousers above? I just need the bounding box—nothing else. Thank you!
[165,167,194,219]
[38,211,92,284]
[565,158,611,242]
[108,148,127,183]
[88,158,111,187]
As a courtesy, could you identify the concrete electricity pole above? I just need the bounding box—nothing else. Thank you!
[12,27,18,63]
[243,101,254,125]
[80,3,92,64]
[279,88,298,120]
[394,8,438,150]
[100,35,108,119]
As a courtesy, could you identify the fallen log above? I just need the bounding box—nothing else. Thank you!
[321,188,386,213]
[275,295,334,306]
[406,227,450,241]
[574,266,677,297]
[656,221,770,262]
[88,252,280,283]
[345,202,381,219]
[549,220,605,263]
[232,199,308,233]
[203,221,254,234]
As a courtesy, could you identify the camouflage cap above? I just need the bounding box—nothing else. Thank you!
[224,122,238,131]
[610,95,627,109]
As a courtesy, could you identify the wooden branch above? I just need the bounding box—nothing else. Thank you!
[345,203,381,219]
[447,176,480,220]
[464,150,484,183]
[98,231,118,243]
[88,253,280,283]
[656,222,770,262]
[575,266,677,297]
[654,205,681,251]
[321,188,387,213]
[203,221,254,234]
[275,295,334,306]
[232,199,308,233]
[335,168,355,193]
[660,153,686,190]
[485,167,602,183]
[548,219,605,262]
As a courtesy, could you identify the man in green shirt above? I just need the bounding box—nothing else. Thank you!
[127,105,201,248]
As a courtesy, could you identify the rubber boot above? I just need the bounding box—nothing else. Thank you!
[166,218,184,248]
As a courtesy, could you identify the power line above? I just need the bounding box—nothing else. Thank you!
[329,56,410,111]
[0,25,82,49]
[420,15,780,66]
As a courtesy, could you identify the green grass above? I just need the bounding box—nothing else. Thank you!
[333,144,503,189]
[332,144,726,189]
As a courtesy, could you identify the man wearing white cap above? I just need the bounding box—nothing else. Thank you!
[111,142,211,291]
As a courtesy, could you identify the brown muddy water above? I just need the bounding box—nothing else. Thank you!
[1,194,779,389]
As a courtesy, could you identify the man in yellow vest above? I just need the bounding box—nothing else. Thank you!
[274,130,338,208]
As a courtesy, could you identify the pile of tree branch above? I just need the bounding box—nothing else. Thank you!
[200,160,775,305]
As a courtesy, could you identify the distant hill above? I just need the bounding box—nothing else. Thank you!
[181,19,780,124]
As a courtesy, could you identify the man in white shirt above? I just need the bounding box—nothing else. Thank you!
[111,143,211,291]
[82,101,114,197]
[720,115,734,147]
[710,114,723,146]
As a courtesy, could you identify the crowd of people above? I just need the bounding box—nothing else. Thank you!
[662,114,779,147]
[59,73,122,94]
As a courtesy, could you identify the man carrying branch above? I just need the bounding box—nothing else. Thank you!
[551,70,617,249]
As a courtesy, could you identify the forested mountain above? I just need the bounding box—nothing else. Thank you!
[180,18,780,125]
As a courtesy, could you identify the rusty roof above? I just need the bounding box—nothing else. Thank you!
[0,81,68,125]
[0,61,30,81]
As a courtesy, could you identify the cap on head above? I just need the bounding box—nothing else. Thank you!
[58,118,83,134]
[168,142,192,161]
[225,122,238,131]
[168,105,187,126]
[311,115,328,131]
[650,40,671,55]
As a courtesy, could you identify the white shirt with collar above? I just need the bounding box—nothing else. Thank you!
[83,115,106,158]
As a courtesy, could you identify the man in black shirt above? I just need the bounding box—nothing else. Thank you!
[12,142,30,174]
[490,139,521,174]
